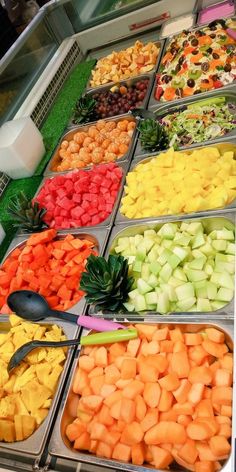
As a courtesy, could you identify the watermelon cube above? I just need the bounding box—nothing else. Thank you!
[91,215,101,225]
[81,214,91,225]
[88,207,98,216]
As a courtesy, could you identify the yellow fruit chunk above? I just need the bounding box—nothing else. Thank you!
[120,147,236,218]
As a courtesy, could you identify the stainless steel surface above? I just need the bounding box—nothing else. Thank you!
[4,227,109,316]
[67,74,155,129]
[44,114,137,176]
[149,20,236,108]
[86,36,165,91]
[159,13,196,39]
[135,87,236,158]
[33,161,128,232]
[48,320,233,471]
[115,141,236,224]
[0,315,78,460]
[93,213,236,319]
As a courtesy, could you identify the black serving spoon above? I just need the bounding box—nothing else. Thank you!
[7,328,138,372]
[130,106,187,121]
[7,290,124,331]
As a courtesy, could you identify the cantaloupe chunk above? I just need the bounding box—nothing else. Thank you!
[131,443,145,465]
[120,358,136,380]
[127,338,141,357]
[120,421,144,446]
[73,369,88,394]
[213,368,232,387]
[173,402,194,416]
[104,364,120,385]
[195,460,215,472]
[110,400,122,420]
[96,441,112,459]
[209,435,231,456]
[109,343,126,358]
[202,339,228,358]
[112,443,131,462]
[170,351,190,378]
[103,430,120,447]
[158,389,173,412]
[188,345,208,365]
[219,353,233,372]
[169,327,184,342]
[143,382,161,408]
[95,347,108,367]
[81,395,103,412]
[173,379,191,404]
[120,398,135,423]
[98,404,114,426]
[104,390,122,407]
[88,367,103,378]
[74,432,90,450]
[188,366,212,385]
[122,380,144,399]
[160,340,174,353]
[184,333,203,346]
[90,375,105,395]
[139,363,158,382]
[90,422,107,441]
[186,420,213,440]
[100,384,116,398]
[135,394,147,421]
[152,327,169,341]
[212,386,232,406]
[66,421,86,442]
[205,328,225,344]
[172,449,195,472]
[187,383,204,404]
[135,324,157,341]
[221,405,232,417]
[195,399,214,417]
[79,356,95,372]
[140,409,158,433]
[159,373,180,391]
[144,421,186,445]
[151,445,173,468]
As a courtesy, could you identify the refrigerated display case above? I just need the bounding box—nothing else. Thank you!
[0,1,235,472]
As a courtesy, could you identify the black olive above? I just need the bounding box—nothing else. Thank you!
[178,56,184,65]
[192,49,199,55]
[212,52,220,59]
[183,40,189,47]
[191,38,199,47]
[207,47,213,54]
[210,33,216,39]
[211,74,219,82]
[175,64,181,73]
[201,62,210,72]
[210,25,217,31]
[175,88,183,97]
[187,78,195,88]
[163,75,172,84]
[202,79,209,84]
[224,64,232,72]
[193,89,201,94]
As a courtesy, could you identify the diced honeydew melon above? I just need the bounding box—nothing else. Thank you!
[216,229,234,241]
[212,240,227,252]
[173,268,187,281]
[144,229,157,239]
[159,263,173,283]
[168,276,186,288]
[194,282,208,299]
[226,242,235,255]
[145,291,158,305]
[115,245,125,253]
[150,261,161,275]
[180,222,191,232]
[187,305,198,312]
[134,234,144,247]
[175,283,195,301]
[142,238,155,252]
[172,246,189,261]
[176,297,196,311]
[188,257,206,270]
[208,230,217,240]
[204,263,214,276]
[206,281,218,300]
[186,222,203,235]
[215,253,234,263]
[162,239,173,249]
[148,274,159,288]
[127,256,136,265]
[132,260,142,272]
[185,269,208,282]
[136,244,147,261]
[123,302,135,312]
[137,278,153,295]
[158,223,177,240]
[174,233,191,246]
[191,232,206,249]
[191,250,207,262]
[134,294,147,311]
[216,287,234,302]
[157,248,172,266]
[147,248,159,263]
[211,300,228,310]
[162,284,177,302]
[210,273,222,286]
[157,293,170,313]
[214,261,234,275]
[218,272,234,290]
[147,304,157,310]
[200,242,215,256]
[196,298,212,312]
[117,237,130,248]
[141,263,150,281]
[167,253,181,269]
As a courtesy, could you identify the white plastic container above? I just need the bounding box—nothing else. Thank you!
[0,117,45,179]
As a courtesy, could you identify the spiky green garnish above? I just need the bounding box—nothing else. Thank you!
[138,118,169,152]
[7,191,47,233]
[72,95,96,124]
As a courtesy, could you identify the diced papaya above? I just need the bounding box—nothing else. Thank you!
[151,445,173,468]
[120,421,144,446]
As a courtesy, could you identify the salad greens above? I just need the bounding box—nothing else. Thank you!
[160,100,236,147]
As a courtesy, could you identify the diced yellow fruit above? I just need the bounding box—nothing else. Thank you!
[0,419,15,442]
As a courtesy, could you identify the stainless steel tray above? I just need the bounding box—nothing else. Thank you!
[68,74,155,129]
[48,319,234,472]
[115,141,236,225]
[33,161,128,233]
[0,315,78,463]
[149,21,236,108]
[3,227,109,316]
[44,114,137,177]
[135,87,236,158]
[86,33,165,91]
[91,213,235,320]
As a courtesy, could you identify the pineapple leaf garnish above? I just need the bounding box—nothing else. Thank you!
[138,118,169,152]
[7,191,48,233]
[80,254,134,311]
[72,95,96,125]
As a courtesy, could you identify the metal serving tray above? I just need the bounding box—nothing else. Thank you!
[135,86,236,158]
[33,161,128,233]
[86,32,165,91]
[48,319,234,472]
[149,20,236,108]
[68,74,155,129]
[0,315,77,466]
[44,114,137,177]
[91,213,236,320]
[115,141,236,225]
[3,227,109,317]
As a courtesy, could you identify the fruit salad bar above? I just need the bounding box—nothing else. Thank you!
[153,19,236,102]
[0,12,236,472]
[45,116,136,174]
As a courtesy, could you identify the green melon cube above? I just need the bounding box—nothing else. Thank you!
[216,287,234,302]
[158,223,177,240]
[206,281,218,300]
[168,276,185,288]
[147,248,158,263]
[160,263,172,283]
[141,263,150,281]
[186,269,208,283]
[226,242,235,255]
[210,273,222,286]
[174,233,191,246]
[128,289,139,300]
[218,273,234,290]
[167,253,181,269]
[134,234,144,247]
[214,261,234,275]
[137,278,153,295]
[162,239,173,249]
[204,263,214,276]
[216,229,234,241]
[133,260,142,272]
[211,300,227,310]
[117,236,130,248]
[194,283,208,299]
[162,284,177,302]
[201,243,215,256]
[134,294,147,311]
[150,261,161,275]
[191,250,207,262]
[188,257,206,270]
[172,246,189,261]
[208,230,217,240]
[212,240,227,252]
[175,283,195,301]
[186,222,203,235]
[145,291,158,305]
[144,229,157,239]
[148,274,159,288]
[191,232,205,249]
[177,297,196,311]
[136,245,146,261]
[173,268,187,281]
[157,292,170,313]
[123,302,135,312]
[196,298,212,312]
[158,248,172,266]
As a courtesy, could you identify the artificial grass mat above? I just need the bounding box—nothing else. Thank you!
[0,59,96,260]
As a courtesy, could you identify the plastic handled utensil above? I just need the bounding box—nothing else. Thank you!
[7,290,125,332]
[130,106,187,121]
[7,328,138,372]
[226,28,236,41]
